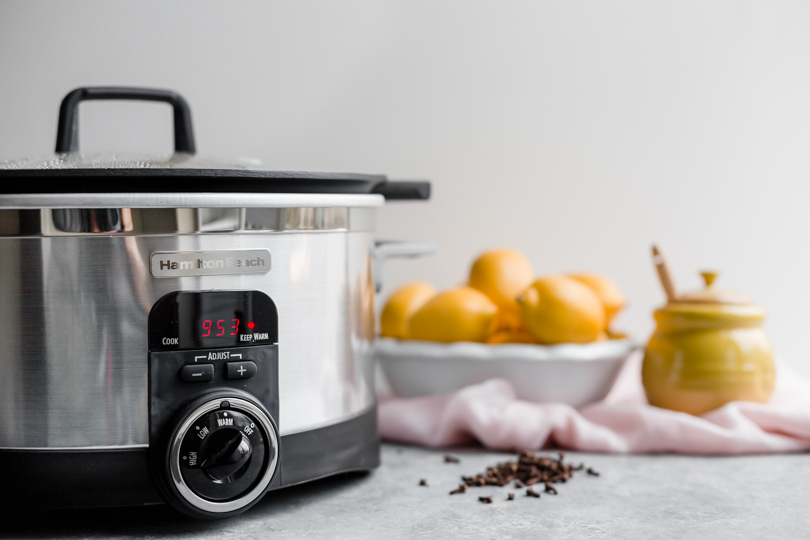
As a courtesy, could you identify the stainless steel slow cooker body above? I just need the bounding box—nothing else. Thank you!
[0,87,431,518]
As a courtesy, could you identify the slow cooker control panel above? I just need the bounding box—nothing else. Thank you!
[148,290,280,518]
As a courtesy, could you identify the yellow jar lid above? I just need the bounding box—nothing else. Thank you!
[657,301,764,319]
[671,271,753,305]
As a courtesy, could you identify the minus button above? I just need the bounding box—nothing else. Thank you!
[180,364,214,383]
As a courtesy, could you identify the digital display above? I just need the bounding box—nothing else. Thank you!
[149,290,278,350]
[201,318,240,337]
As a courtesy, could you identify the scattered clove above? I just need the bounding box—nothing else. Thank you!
[457,451,586,489]
[419,479,428,486]
[507,493,515,501]
[449,484,467,495]
[478,496,493,504]
[444,454,461,464]
[449,451,598,502]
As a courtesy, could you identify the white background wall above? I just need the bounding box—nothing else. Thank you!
[3,1,810,374]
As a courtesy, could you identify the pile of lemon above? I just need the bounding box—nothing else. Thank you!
[380,249,625,345]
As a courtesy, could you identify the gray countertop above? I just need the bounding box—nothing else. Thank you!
[3,444,809,539]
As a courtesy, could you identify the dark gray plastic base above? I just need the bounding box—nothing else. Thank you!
[275,405,380,488]
[0,406,379,510]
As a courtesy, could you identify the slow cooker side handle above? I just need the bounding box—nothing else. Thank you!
[55,86,196,154]
[370,241,436,293]
[371,181,431,200]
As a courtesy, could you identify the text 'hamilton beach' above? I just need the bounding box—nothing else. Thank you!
[150,249,272,277]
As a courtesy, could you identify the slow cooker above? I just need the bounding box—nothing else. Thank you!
[0,87,432,518]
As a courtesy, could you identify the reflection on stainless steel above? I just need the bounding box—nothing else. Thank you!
[197,208,245,232]
[51,209,134,233]
[0,238,20,445]
[0,207,371,236]
[0,229,376,447]
[0,192,384,210]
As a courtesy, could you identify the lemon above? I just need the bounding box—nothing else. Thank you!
[517,276,605,344]
[486,328,539,345]
[408,286,498,343]
[468,249,534,330]
[568,273,625,327]
[380,282,436,339]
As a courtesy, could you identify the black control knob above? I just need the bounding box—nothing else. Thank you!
[168,398,278,512]
[199,429,252,482]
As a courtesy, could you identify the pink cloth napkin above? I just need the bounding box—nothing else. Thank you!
[378,353,810,454]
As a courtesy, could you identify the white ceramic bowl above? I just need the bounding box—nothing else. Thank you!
[376,338,638,408]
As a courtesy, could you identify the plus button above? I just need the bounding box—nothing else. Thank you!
[225,360,257,380]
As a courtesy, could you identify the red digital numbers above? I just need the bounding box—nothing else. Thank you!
[202,318,240,338]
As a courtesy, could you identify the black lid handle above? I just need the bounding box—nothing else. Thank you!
[55,87,196,154]
[371,180,431,200]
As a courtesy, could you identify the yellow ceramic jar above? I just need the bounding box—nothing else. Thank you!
[642,272,775,415]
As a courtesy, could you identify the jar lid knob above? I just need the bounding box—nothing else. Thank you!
[700,270,718,288]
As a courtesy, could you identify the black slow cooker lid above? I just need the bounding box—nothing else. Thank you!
[0,87,429,200]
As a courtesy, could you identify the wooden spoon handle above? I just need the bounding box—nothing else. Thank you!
[652,245,678,302]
